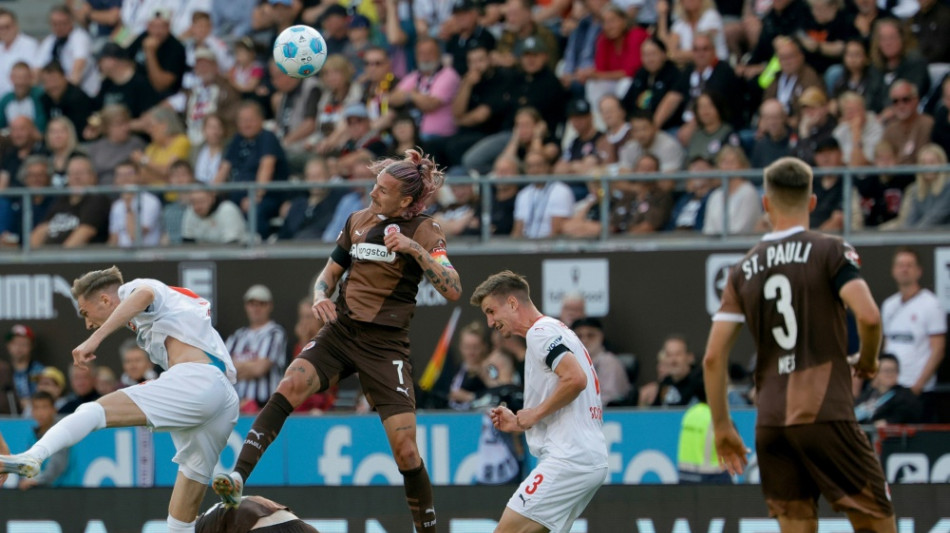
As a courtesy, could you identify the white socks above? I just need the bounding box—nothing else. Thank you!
[166,515,195,533]
[26,402,106,462]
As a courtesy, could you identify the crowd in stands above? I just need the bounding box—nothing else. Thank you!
[2,0,950,246]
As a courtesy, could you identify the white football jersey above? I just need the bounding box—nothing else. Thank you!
[522,316,608,468]
[119,279,237,384]
[881,288,947,392]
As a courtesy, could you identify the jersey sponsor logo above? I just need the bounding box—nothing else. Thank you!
[385,224,401,235]
[350,243,396,263]
[546,336,563,353]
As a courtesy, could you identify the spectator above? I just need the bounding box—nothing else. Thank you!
[181,187,248,244]
[30,154,111,248]
[654,32,739,134]
[621,37,680,126]
[854,354,923,425]
[58,364,100,414]
[615,154,674,233]
[215,100,290,238]
[703,146,762,235]
[183,11,233,82]
[762,37,822,130]
[184,47,240,147]
[362,45,399,124]
[119,0,165,37]
[289,297,335,414]
[446,45,515,168]
[474,345,525,485]
[93,43,161,120]
[5,325,43,413]
[810,137,864,231]
[278,157,347,240]
[317,4,350,56]
[39,61,92,135]
[559,291,587,327]
[657,0,728,65]
[161,160,195,245]
[337,104,388,158]
[870,18,930,104]
[554,98,603,179]
[108,160,163,247]
[559,0,600,98]
[320,152,372,242]
[444,0,496,77]
[487,155,519,236]
[0,116,43,189]
[737,0,814,82]
[227,284,287,412]
[668,156,716,231]
[267,63,319,167]
[619,111,685,172]
[910,0,950,65]
[931,77,950,156]
[897,143,950,228]
[832,92,883,168]
[18,391,69,490]
[511,150,575,238]
[882,247,946,420]
[73,0,121,47]
[592,4,649,83]
[228,37,265,98]
[448,321,490,411]
[118,338,157,388]
[572,317,632,405]
[829,39,887,114]
[389,38,460,141]
[83,104,146,186]
[45,117,83,188]
[0,156,55,246]
[750,99,793,168]
[595,94,632,165]
[94,366,118,396]
[510,37,570,134]
[34,366,66,411]
[799,0,855,76]
[858,140,914,227]
[0,62,46,132]
[341,15,374,75]
[882,80,934,165]
[433,172,481,237]
[498,107,561,168]
[127,8,188,98]
[0,8,39,97]
[312,55,365,155]
[493,0,560,68]
[385,113,422,158]
[851,0,890,39]
[131,106,190,187]
[652,335,704,406]
[794,86,837,164]
[193,114,229,185]
[37,5,98,98]
[685,91,741,162]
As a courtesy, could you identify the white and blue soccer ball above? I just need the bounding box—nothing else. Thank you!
[273,25,328,79]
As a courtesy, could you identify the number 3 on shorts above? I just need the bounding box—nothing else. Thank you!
[392,360,405,385]
[525,473,544,494]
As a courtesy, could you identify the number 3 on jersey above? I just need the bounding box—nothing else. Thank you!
[764,274,797,351]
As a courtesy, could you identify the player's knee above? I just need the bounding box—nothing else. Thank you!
[393,437,421,470]
[277,368,318,403]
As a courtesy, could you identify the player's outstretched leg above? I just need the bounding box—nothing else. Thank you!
[0,401,108,478]
[0,453,41,478]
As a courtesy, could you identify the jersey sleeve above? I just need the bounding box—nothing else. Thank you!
[923,295,948,335]
[416,218,449,253]
[528,326,575,371]
[118,278,167,318]
[831,239,862,294]
[713,265,745,323]
[331,213,355,269]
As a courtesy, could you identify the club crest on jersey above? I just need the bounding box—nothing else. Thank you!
[385,224,401,236]
[302,340,316,352]
[127,321,137,332]
[845,247,861,267]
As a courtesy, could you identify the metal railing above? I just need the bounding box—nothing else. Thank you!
[2,164,949,263]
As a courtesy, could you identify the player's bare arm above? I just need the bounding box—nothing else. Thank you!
[385,231,462,301]
[73,286,155,368]
[702,320,748,475]
[517,353,588,430]
[312,258,346,324]
[839,279,882,379]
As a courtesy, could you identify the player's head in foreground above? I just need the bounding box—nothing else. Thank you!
[470,270,542,338]
[368,148,445,218]
[762,157,817,227]
[71,266,125,330]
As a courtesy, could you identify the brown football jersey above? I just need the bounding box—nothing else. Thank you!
[715,228,862,427]
[332,208,448,330]
[196,495,288,533]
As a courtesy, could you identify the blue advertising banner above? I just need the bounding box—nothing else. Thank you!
[0,409,758,488]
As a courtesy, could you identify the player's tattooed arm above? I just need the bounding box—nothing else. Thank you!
[409,241,462,301]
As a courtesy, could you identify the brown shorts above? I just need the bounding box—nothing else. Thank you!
[297,314,414,420]
[756,421,894,520]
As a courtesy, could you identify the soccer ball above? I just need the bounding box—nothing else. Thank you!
[273,25,328,79]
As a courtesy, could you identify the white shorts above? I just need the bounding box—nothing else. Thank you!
[506,459,607,533]
[121,362,239,484]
